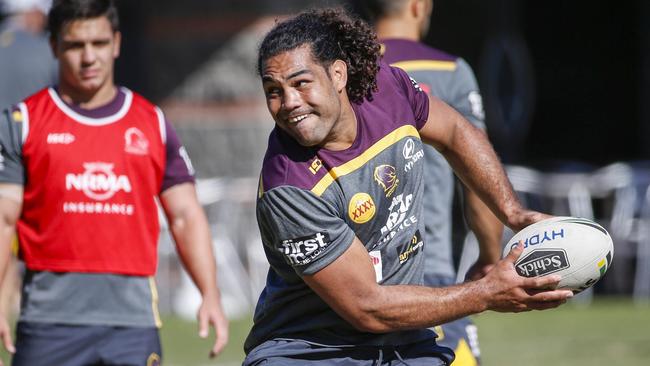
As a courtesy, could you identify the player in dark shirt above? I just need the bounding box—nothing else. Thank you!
[354,0,504,363]
[245,8,572,366]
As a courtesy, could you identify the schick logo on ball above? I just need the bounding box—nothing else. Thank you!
[516,249,570,277]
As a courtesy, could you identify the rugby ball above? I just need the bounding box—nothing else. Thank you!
[503,217,614,293]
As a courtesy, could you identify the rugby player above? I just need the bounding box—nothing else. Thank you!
[244,8,572,365]
[355,0,504,363]
[0,1,228,364]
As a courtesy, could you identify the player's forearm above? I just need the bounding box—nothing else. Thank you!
[350,280,487,333]
[0,233,13,294]
[463,187,503,264]
[305,239,489,333]
[420,98,525,229]
[440,119,526,230]
[0,194,21,290]
[169,205,220,298]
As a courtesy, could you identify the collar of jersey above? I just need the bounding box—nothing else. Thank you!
[47,87,133,126]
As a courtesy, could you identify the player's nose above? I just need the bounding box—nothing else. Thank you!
[281,88,302,111]
[81,44,97,64]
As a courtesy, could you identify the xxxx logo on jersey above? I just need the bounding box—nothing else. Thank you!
[348,192,376,224]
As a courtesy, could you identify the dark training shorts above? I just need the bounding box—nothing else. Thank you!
[425,274,482,366]
[243,337,454,366]
[12,322,161,366]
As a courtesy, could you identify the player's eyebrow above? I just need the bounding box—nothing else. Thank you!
[262,69,312,84]
[286,69,312,80]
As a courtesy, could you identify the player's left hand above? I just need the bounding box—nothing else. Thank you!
[464,260,496,282]
[197,293,229,358]
[0,311,15,366]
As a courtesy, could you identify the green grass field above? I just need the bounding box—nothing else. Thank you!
[2,297,648,365]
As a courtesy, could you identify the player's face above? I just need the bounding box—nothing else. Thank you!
[52,16,120,98]
[261,45,348,148]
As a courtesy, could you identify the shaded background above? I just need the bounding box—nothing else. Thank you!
[113,0,649,167]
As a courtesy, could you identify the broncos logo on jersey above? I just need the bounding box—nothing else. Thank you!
[373,164,399,197]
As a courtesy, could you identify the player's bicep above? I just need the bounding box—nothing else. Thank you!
[159,182,199,221]
[303,236,383,329]
[0,184,22,229]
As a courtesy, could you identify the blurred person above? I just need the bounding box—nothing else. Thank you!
[0,0,58,107]
[0,0,228,365]
[244,8,572,366]
[0,0,57,332]
[354,0,504,363]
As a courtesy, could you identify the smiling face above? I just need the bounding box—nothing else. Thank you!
[51,16,120,102]
[261,44,352,149]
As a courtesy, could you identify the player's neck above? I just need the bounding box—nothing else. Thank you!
[57,81,118,110]
[376,19,421,42]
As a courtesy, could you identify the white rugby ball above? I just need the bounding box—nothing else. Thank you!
[503,216,614,293]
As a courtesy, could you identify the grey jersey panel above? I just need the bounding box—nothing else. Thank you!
[405,58,486,278]
[20,271,159,327]
[257,186,356,277]
[0,107,25,184]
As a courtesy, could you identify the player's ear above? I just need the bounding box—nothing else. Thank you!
[412,0,427,20]
[329,59,348,94]
[112,31,122,59]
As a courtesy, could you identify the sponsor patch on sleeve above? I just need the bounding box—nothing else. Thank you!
[369,250,383,282]
[279,232,332,266]
[408,76,424,93]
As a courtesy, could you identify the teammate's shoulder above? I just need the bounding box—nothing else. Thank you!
[381,38,459,65]
[122,87,156,109]
[259,128,324,193]
[21,87,53,105]
[5,87,51,123]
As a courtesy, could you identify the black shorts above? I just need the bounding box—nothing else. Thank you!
[243,337,454,366]
[12,322,161,366]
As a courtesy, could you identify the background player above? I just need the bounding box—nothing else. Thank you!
[352,0,503,363]
[0,0,57,110]
[244,8,571,365]
[0,0,58,322]
[0,0,228,365]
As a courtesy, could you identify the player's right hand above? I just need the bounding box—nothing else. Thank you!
[0,312,15,366]
[507,210,552,233]
[478,242,573,313]
[197,293,229,359]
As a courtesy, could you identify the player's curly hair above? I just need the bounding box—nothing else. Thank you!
[257,8,381,104]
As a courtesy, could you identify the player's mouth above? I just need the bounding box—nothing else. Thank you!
[287,113,311,124]
[80,69,100,80]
